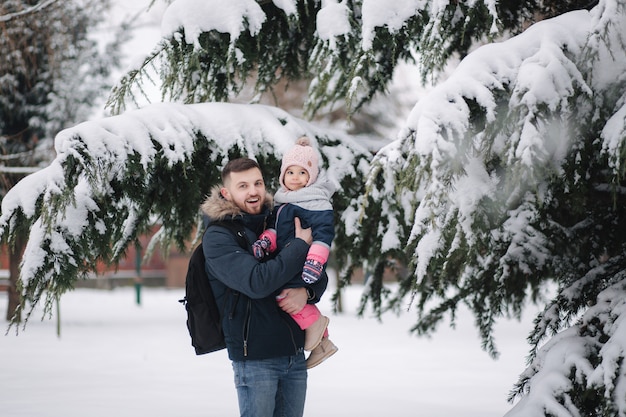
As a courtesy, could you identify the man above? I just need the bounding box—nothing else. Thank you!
[201,157,328,417]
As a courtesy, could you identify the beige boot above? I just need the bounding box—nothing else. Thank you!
[306,337,338,369]
[304,316,329,351]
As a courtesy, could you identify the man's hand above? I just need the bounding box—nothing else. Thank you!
[294,217,312,245]
[276,288,308,315]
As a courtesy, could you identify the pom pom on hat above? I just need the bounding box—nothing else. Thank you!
[280,136,319,188]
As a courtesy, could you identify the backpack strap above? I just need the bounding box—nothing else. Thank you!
[205,220,249,322]
[207,220,249,250]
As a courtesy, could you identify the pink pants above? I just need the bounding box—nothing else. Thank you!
[291,303,321,329]
[292,304,329,339]
[277,296,329,336]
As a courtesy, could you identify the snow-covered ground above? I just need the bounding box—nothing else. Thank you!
[1,281,537,417]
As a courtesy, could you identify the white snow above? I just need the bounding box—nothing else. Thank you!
[360,0,426,50]
[316,1,350,49]
[161,0,265,44]
[1,281,537,417]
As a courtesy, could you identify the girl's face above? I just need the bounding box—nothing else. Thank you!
[283,165,309,191]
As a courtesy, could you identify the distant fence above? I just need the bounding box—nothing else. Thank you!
[0,267,178,291]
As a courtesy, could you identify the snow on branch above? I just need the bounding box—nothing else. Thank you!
[364,9,592,283]
[0,0,60,23]
[108,0,509,117]
[352,2,626,367]
[160,0,266,46]
[0,102,370,326]
[601,90,626,174]
[507,279,626,417]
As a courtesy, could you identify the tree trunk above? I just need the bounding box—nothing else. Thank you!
[6,235,24,322]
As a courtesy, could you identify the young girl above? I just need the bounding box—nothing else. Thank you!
[253,136,338,368]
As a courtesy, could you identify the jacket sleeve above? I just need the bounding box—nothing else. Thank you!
[203,225,310,299]
[306,209,335,247]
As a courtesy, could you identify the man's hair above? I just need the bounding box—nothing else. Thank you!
[221,158,261,184]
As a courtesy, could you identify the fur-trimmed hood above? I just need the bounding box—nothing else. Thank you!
[201,185,274,221]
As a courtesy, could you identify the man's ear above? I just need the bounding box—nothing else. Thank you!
[220,187,230,200]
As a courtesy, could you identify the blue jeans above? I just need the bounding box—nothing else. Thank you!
[232,352,307,417]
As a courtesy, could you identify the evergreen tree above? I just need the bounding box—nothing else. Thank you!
[109,0,587,117]
[0,103,371,327]
[346,1,626,416]
[0,0,126,321]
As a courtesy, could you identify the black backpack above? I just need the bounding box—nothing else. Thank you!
[179,220,248,355]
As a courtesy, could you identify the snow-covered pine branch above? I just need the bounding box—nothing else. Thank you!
[507,278,626,416]
[0,0,59,23]
[0,102,370,326]
[346,1,626,412]
[351,0,626,348]
[106,0,530,117]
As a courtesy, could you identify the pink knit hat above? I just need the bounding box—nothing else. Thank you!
[279,136,319,188]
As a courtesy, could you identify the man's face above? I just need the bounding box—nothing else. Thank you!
[221,167,266,214]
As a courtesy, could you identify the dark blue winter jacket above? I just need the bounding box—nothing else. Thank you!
[271,177,335,250]
[201,187,328,361]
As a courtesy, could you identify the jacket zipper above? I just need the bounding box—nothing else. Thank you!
[243,299,251,356]
[228,290,239,319]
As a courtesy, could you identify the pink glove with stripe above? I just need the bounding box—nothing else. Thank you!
[302,244,329,284]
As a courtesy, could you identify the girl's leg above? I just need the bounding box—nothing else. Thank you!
[290,304,321,330]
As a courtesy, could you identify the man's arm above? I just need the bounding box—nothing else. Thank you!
[204,218,313,299]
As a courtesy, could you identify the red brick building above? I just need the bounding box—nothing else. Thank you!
[0,227,193,291]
